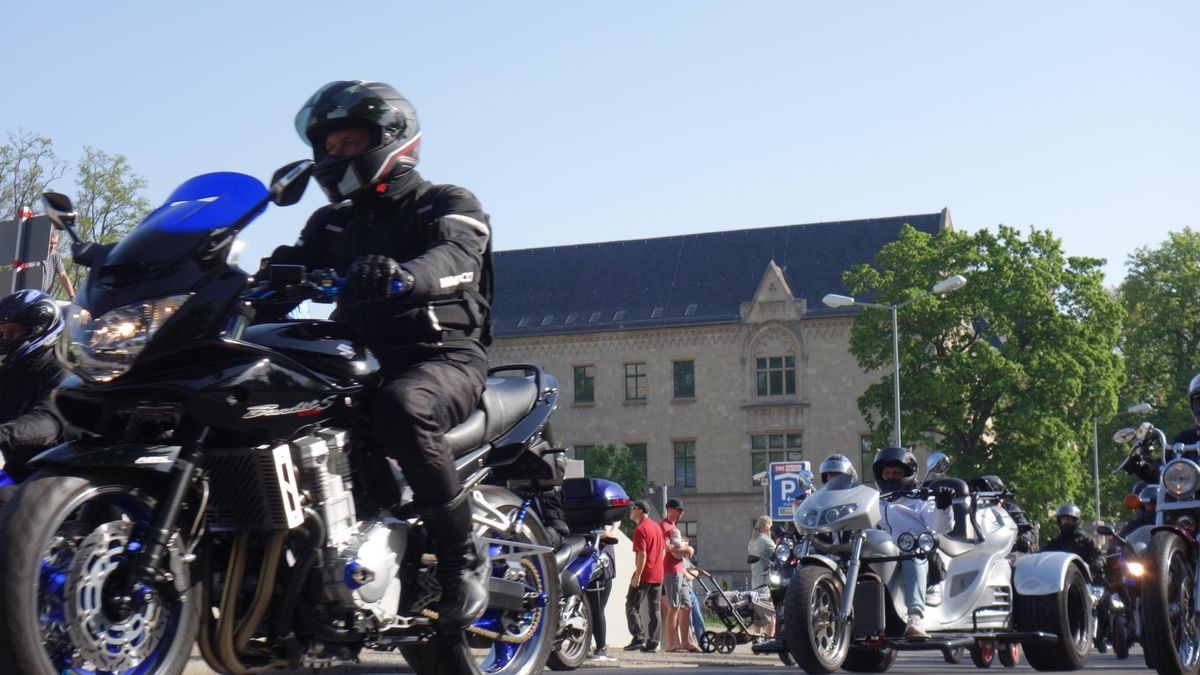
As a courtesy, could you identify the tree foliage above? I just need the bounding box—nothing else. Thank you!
[1118,228,1200,434]
[0,130,66,220]
[0,133,150,299]
[842,225,1124,525]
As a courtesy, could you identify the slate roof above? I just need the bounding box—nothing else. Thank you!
[492,210,949,338]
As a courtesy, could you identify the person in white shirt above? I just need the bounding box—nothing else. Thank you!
[871,446,955,639]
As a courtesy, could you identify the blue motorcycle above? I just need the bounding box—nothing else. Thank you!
[546,477,629,670]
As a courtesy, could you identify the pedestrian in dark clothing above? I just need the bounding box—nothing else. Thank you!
[585,523,619,662]
[1042,503,1104,579]
[0,290,70,485]
[267,80,493,632]
[625,500,664,652]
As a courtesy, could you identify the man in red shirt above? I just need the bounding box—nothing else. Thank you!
[624,500,664,652]
[660,498,699,652]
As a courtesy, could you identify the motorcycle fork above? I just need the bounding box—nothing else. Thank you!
[838,531,866,622]
[116,427,208,604]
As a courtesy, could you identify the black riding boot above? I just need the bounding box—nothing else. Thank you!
[418,490,490,632]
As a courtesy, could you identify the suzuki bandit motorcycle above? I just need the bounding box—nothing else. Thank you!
[0,162,563,675]
[784,453,1091,673]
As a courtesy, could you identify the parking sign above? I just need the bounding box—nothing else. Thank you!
[769,461,812,521]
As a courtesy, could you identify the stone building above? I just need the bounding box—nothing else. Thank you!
[489,210,950,583]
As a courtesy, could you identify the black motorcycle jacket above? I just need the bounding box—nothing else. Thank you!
[267,171,492,364]
[1043,530,1105,578]
[0,347,70,479]
[1120,426,1200,484]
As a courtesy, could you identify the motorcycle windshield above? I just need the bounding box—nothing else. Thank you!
[823,474,858,491]
[140,172,269,234]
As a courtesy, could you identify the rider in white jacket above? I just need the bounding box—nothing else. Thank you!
[872,447,956,640]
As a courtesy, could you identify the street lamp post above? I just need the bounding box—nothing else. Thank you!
[1093,401,1154,526]
[823,275,967,447]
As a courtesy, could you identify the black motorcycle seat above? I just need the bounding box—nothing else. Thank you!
[444,409,487,454]
[481,375,538,440]
[555,535,589,571]
[442,375,538,456]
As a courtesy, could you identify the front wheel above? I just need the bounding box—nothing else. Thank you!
[783,565,849,674]
[401,487,559,675]
[546,586,592,671]
[1014,563,1091,670]
[0,472,201,675]
[1111,614,1130,660]
[1143,530,1200,675]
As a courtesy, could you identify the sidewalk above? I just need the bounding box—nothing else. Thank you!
[588,644,785,668]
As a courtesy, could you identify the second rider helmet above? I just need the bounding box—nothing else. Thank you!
[295,80,421,202]
[0,289,63,364]
[818,454,858,484]
[872,446,919,492]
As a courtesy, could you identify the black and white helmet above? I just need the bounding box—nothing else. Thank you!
[295,80,421,202]
[818,454,857,484]
[0,290,63,365]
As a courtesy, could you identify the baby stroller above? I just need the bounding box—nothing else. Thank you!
[694,565,775,654]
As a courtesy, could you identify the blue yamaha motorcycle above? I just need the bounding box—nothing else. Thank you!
[0,162,565,675]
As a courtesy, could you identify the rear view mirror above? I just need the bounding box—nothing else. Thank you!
[1113,428,1137,444]
[925,452,950,480]
[1096,525,1115,537]
[41,192,76,230]
[270,160,313,206]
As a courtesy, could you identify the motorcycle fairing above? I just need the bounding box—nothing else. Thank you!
[30,440,182,474]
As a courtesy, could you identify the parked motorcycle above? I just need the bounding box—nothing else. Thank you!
[1111,422,1200,675]
[0,163,564,675]
[783,452,1092,673]
[545,477,628,671]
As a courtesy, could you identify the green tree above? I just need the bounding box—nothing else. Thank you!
[66,146,152,293]
[0,130,66,220]
[1118,228,1200,435]
[843,225,1124,526]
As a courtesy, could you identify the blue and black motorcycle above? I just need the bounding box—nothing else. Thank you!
[0,162,567,675]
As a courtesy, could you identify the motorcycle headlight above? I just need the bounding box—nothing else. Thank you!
[1163,460,1200,497]
[1125,560,1145,577]
[774,544,790,562]
[797,506,819,529]
[793,541,806,559]
[768,571,782,588]
[897,532,917,552]
[60,295,191,382]
[821,503,858,526]
[917,532,937,553]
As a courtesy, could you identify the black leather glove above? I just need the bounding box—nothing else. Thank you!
[934,487,955,510]
[348,255,409,301]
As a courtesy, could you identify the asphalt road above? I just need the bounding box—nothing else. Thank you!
[185,644,1156,673]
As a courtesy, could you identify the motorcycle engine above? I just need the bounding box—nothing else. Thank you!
[294,427,408,624]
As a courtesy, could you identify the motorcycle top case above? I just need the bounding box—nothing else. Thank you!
[561,477,630,533]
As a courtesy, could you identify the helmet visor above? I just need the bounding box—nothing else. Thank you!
[295,82,393,147]
[1191,396,1200,417]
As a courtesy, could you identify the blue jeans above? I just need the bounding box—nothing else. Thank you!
[899,558,928,620]
[688,586,705,641]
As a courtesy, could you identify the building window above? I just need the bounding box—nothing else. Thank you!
[674,441,696,488]
[755,356,796,397]
[860,435,875,484]
[750,433,803,485]
[677,520,699,549]
[574,444,595,464]
[673,360,695,399]
[573,365,595,404]
[627,443,648,480]
[625,362,647,401]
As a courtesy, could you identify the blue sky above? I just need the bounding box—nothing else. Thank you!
[1,2,1195,288]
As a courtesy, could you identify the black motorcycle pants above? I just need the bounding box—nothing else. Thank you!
[370,357,486,506]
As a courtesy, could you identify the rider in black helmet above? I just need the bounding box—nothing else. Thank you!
[267,80,493,632]
[1121,373,1200,484]
[872,446,955,639]
[1042,504,1104,578]
[968,474,1038,553]
[0,290,71,482]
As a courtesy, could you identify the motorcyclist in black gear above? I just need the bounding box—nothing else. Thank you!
[0,290,71,485]
[1121,373,1200,484]
[1042,503,1104,578]
[968,475,1038,553]
[266,80,493,632]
